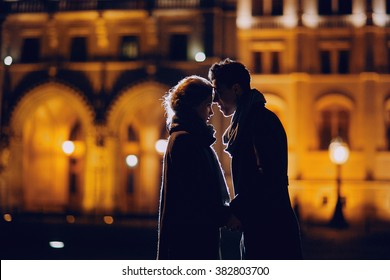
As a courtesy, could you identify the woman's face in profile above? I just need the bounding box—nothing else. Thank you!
[195,94,214,123]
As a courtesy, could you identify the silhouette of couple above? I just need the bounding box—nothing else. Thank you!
[157,59,303,260]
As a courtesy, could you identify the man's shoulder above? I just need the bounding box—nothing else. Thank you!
[250,102,276,119]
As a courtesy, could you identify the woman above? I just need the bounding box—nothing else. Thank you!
[157,75,231,260]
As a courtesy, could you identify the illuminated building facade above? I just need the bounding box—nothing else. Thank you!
[1,0,390,225]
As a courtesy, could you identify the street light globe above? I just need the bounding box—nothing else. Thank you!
[155,139,167,154]
[62,141,75,155]
[126,154,138,167]
[329,138,349,165]
[4,56,13,66]
[195,52,206,62]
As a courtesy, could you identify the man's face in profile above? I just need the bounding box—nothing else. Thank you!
[212,80,237,117]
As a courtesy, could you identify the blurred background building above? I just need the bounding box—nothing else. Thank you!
[1,0,390,228]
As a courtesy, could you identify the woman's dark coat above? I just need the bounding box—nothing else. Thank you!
[157,115,230,260]
[227,89,302,260]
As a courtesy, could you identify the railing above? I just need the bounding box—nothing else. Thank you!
[251,16,298,29]
[317,15,357,28]
[1,0,219,14]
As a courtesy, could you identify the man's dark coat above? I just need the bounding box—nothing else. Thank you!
[228,91,302,259]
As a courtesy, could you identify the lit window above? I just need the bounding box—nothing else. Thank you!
[318,107,350,150]
[120,36,139,60]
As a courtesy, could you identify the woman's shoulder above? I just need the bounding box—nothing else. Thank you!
[169,130,197,147]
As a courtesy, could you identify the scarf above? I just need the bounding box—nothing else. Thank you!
[223,89,266,157]
[169,112,216,146]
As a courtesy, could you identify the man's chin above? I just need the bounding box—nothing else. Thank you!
[221,109,234,117]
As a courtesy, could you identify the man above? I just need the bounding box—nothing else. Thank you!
[209,58,302,260]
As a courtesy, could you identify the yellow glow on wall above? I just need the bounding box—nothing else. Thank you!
[103,215,114,224]
[373,13,388,27]
[237,0,252,29]
[302,14,319,28]
[282,15,298,28]
[351,13,367,27]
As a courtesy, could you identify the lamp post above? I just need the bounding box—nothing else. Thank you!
[328,137,349,228]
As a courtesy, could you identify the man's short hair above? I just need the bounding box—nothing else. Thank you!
[208,58,251,91]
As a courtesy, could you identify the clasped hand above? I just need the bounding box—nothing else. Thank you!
[225,214,242,231]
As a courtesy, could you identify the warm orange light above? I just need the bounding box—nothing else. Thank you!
[3,213,12,222]
[66,215,76,224]
[329,138,349,165]
[103,215,114,224]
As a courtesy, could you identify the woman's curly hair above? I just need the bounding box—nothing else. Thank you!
[163,75,213,127]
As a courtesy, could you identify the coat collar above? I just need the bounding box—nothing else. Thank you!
[169,113,216,146]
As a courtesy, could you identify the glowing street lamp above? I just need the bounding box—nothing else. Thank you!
[328,137,349,228]
[126,154,138,168]
[155,139,167,155]
[3,56,13,66]
[62,140,85,157]
[62,140,75,155]
[195,52,206,62]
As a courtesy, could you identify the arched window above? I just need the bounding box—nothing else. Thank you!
[127,125,139,142]
[316,94,353,150]
[318,106,350,149]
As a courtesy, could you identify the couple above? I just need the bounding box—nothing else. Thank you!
[157,59,303,260]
